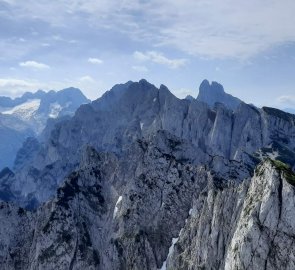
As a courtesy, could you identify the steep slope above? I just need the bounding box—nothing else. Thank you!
[167,159,295,270]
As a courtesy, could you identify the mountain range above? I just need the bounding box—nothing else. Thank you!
[0,88,89,169]
[0,79,295,269]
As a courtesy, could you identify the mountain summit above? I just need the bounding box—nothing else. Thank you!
[197,79,242,110]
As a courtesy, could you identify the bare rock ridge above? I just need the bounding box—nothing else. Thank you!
[197,79,242,110]
[2,79,294,207]
[0,79,295,269]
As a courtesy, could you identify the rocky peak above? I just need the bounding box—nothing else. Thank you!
[197,79,241,110]
[185,95,194,101]
[200,79,225,93]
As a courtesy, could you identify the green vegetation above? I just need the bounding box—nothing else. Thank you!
[233,245,239,253]
[243,196,254,218]
[270,159,295,187]
[255,165,265,177]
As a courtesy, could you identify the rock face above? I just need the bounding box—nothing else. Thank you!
[0,132,210,269]
[0,79,295,269]
[167,160,295,270]
[225,160,295,270]
[0,141,295,269]
[0,88,89,169]
[2,79,294,207]
[197,79,242,110]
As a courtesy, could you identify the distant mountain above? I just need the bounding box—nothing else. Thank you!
[0,87,90,133]
[184,95,194,101]
[0,88,89,169]
[0,90,46,108]
[197,79,242,110]
[1,79,295,269]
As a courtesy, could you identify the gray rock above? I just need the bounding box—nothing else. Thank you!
[1,136,294,269]
[4,80,294,207]
[197,79,242,110]
[167,160,295,270]
[0,79,295,270]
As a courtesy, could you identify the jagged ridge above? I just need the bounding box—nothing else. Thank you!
[0,79,295,269]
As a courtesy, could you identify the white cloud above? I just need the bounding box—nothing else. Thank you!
[3,0,295,59]
[0,78,43,96]
[79,75,95,83]
[0,78,38,88]
[176,88,194,99]
[52,35,63,41]
[88,58,103,64]
[132,65,148,73]
[0,77,101,100]
[277,95,295,107]
[1,0,15,4]
[19,61,50,69]
[134,51,187,69]
[133,51,150,62]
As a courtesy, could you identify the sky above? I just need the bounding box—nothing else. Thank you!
[0,0,295,111]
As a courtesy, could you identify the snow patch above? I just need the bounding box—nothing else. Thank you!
[160,238,179,270]
[49,102,62,118]
[2,99,41,120]
[113,195,123,218]
[160,208,193,269]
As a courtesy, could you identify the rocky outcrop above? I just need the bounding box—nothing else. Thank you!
[197,79,242,110]
[225,160,295,270]
[167,160,295,270]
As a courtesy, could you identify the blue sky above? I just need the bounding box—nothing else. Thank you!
[0,0,295,111]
